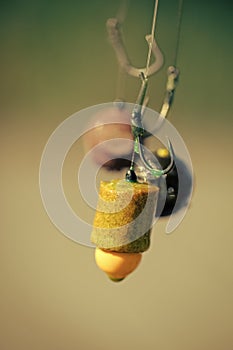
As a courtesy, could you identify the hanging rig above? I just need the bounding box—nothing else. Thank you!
[106,2,180,183]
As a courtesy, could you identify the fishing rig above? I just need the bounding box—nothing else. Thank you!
[106,0,183,216]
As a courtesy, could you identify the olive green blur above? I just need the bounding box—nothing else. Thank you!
[1,1,233,350]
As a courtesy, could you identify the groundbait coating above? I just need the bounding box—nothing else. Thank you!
[91,179,159,252]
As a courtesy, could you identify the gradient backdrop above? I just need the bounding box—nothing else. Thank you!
[1,1,233,349]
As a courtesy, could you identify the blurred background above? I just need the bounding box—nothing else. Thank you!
[1,0,233,349]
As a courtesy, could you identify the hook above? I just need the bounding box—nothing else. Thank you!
[136,136,175,177]
[106,18,164,78]
[130,73,175,178]
[106,17,175,178]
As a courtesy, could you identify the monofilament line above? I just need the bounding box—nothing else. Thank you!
[173,0,184,67]
[145,0,159,77]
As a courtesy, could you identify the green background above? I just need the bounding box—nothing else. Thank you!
[1,1,233,349]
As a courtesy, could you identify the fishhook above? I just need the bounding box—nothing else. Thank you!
[130,73,175,178]
[106,18,164,78]
[106,17,175,178]
[136,136,174,177]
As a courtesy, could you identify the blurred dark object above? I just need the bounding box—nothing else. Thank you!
[125,167,137,182]
[155,148,179,217]
[102,158,131,171]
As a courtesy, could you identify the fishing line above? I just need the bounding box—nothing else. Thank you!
[173,0,184,67]
[145,0,159,77]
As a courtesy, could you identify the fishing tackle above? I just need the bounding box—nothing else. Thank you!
[91,0,191,282]
[125,72,175,180]
[106,4,181,215]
